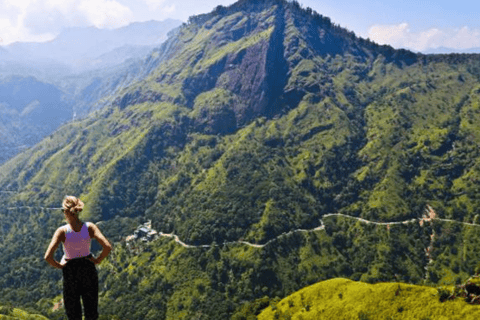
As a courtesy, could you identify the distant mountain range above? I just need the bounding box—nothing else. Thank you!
[0,19,182,164]
[423,46,480,54]
[0,19,182,74]
[0,76,71,163]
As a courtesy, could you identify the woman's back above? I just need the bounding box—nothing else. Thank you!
[63,222,91,260]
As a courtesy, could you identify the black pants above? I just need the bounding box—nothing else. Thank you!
[62,257,99,320]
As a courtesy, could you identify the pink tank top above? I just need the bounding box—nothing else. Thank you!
[62,222,91,260]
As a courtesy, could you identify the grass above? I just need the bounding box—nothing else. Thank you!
[199,26,275,70]
[0,306,49,319]
[258,278,480,320]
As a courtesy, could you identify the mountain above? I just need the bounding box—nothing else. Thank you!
[423,46,480,54]
[0,76,72,163]
[0,53,165,164]
[1,19,182,73]
[0,21,181,165]
[53,30,183,119]
[2,0,480,319]
[257,278,480,319]
[85,44,156,70]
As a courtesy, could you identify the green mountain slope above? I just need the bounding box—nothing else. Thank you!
[2,0,480,318]
[257,278,480,320]
[0,76,72,163]
[0,305,49,320]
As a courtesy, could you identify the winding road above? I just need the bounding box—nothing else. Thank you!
[4,202,479,250]
[155,211,480,249]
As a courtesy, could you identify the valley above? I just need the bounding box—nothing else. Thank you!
[2,0,480,319]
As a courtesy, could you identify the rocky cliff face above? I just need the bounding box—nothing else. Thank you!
[115,1,288,130]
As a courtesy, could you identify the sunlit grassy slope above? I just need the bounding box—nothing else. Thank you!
[0,306,49,320]
[258,278,480,320]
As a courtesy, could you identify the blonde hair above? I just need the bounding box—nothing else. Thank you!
[62,196,84,215]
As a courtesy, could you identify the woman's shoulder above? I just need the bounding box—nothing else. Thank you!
[86,222,97,237]
[57,224,68,233]
[85,221,97,228]
[54,225,67,241]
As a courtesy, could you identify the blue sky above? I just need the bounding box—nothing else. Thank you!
[1,0,479,52]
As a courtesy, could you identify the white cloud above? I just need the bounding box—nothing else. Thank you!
[369,22,410,45]
[0,7,56,44]
[142,0,166,10]
[162,4,175,15]
[368,22,480,52]
[0,0,134,45]
[2,0,33,11]
[444,26,480,50]
[77,0,134,29]
[139,0,175,16]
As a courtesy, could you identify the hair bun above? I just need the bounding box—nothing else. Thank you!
[63,196,84,214]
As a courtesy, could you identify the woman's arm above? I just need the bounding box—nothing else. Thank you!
[88,223,113,265]
[44,227,65,269]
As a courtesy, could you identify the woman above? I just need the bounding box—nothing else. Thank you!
[45,196,112,320]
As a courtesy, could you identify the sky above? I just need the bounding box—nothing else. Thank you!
[1,0,480,52]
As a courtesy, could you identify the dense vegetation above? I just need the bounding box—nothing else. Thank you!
[0,76,71,163]
[257,278,480,319]
[0,304,49,320]
[2,0,480,318]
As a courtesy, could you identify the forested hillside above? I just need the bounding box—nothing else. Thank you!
[2,0,480,319]
[0,76,71,163]
[0,21,181,165]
